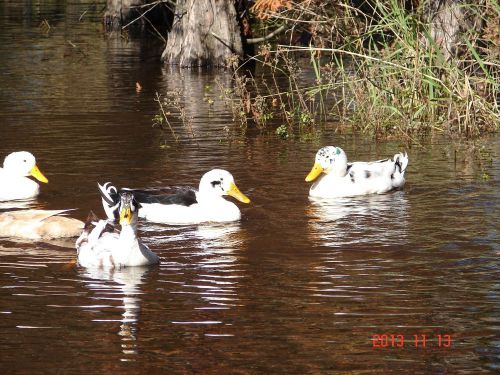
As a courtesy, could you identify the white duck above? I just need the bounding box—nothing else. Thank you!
[0,151,48,201]
[76,191,159,268]
[98,169,250,225]
[0,209,84,240]
[305,146,409,198]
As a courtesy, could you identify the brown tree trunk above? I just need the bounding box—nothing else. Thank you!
[162,0,243,67]
[423,0,484,61]
[104,0,143,30]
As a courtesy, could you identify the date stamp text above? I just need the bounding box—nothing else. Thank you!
[372,333,452,348]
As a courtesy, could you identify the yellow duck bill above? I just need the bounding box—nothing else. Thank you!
[305,162,324,182]
[227,183,250,204]
[120,207,132,225]
[30,165,48,183]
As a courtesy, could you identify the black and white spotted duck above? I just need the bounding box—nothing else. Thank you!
[305,146,409,198]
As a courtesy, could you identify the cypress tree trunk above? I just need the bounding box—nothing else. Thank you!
[104,0,143,30]
[423,0,484,61]
[162,0,243,67]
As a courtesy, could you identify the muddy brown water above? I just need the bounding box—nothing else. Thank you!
[0,3,498,374]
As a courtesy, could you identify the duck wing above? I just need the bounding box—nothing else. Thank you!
[343,152,408,193]
[98,182,198,221]
[76,212,117,248]
[132,188,198,206]
[348,152,408,178]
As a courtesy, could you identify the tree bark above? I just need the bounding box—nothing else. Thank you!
[162,0,243,67]
[423,0,484,61]
[104,0,143,30]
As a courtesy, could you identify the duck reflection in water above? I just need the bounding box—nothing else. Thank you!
[0,199,37,210]
[80,266,150,360]
[306,192,409,247]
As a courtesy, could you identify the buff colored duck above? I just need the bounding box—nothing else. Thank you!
[0,209,84,240]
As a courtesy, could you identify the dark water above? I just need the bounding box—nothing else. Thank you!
[0,2,498,374]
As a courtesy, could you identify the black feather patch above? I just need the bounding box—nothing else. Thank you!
[395,159,402,174]
[132,189,198,207]
[98,182,119,206]
[346,164,353,174]
[365,170,371,178]
[350,171,355,183]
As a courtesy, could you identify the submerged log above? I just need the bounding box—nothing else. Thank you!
[162,0,244,67]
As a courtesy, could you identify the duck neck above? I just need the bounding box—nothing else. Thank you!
[329,156,348,177]
[119,224,138,244]
[196,188,224,205]
[1,168,27,178]
[332,165,348,177]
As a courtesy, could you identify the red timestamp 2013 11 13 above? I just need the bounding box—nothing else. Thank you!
[372,333,452,348]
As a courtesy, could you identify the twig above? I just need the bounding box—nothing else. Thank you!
[79,10,88,22]
[122,2,159,30]
[144,14,167,43]
[130,0,176,11]
[210,32,238,54]
[246,25,286,44]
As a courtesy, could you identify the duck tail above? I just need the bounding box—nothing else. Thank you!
[97,182,119,221]
[393,152,409,175]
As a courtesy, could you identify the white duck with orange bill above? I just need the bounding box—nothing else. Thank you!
[98,169,251,225]
[0,151,48,201]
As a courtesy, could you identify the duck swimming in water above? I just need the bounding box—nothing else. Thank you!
[98,169,250,225]
[305,146,408,198]
[0,209,84,240]
[76,192,159,268]
[0,151,48,201]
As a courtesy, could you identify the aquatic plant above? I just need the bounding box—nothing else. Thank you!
[152,91,197,144]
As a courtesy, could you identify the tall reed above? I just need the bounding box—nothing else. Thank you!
[234,0,499,138]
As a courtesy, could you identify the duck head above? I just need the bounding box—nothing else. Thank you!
[3,151,48,183]
[119,192,141,226]
[198,169,250,203]
[305,146,348,181]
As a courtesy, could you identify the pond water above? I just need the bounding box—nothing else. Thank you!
[0,2,498,374]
